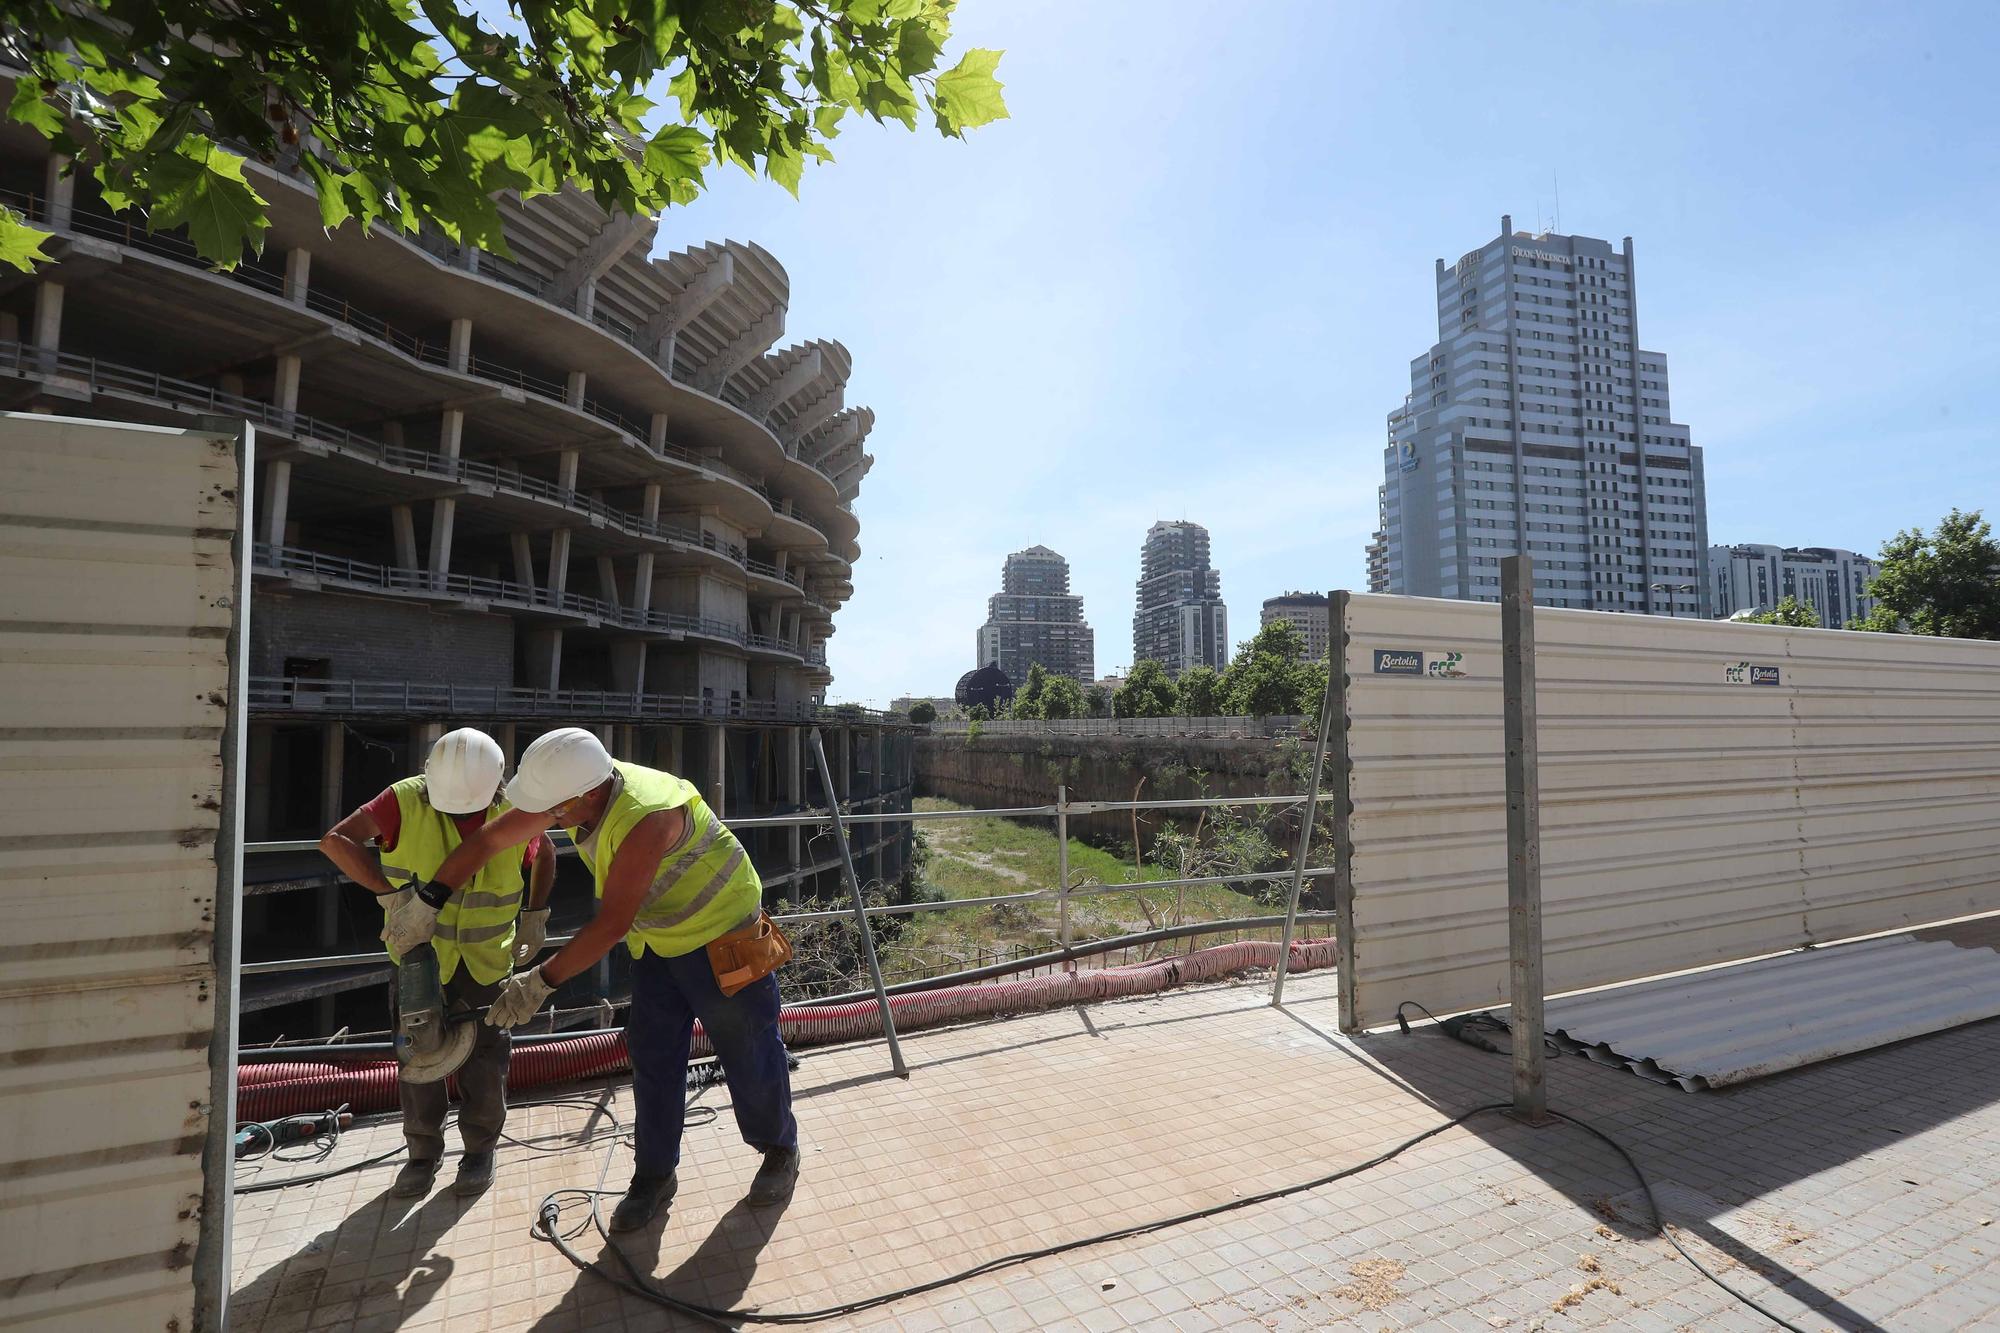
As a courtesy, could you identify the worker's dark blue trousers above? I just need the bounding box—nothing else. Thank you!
[627,945,797,1178]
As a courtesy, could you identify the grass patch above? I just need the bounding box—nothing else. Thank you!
[897,797,1271,971]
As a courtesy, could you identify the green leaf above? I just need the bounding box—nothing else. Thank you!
[931,48,1008,133]
[0,209,55,273]
[148,141,270,268]
[765,142,803,196]
[859,72,919,128]
[894,20,944,74]
[644,124,710,181]
[299,153,352,231]
[7,79,65,137]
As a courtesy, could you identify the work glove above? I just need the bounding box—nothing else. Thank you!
[486,966,555,1029]
[381,880,448,955]
[513,908,551,966]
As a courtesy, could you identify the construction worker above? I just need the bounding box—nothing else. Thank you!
[320,727,556,1198]
[388,726,799,1231]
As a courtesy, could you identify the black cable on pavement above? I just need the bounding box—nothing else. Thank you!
[234,1050,1811,1329]
[535,1097,1809,1330]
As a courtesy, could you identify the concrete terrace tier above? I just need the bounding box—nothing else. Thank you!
[228,969,2000,1332]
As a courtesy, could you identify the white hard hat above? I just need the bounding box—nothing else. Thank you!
[424,727,505,815]
[507,727,614,813]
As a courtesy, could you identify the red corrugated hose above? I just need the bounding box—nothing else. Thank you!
[236,939,1339,1122]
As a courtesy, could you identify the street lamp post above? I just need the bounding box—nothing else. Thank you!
[1649,581,1698,618]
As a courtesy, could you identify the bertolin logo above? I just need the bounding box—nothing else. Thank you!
[1726,661,1783,686]
[1374,649,1423,676]
[1427,651,1467,679]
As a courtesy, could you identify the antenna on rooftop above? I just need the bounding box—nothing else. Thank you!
[1553,172,1561,233]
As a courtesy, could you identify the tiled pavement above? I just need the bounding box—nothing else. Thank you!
[230,969,2000,1331]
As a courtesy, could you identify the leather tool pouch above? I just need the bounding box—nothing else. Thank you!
[706,912,794,997]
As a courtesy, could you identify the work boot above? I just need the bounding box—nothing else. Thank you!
[746,1147,799,1208]
[453,1151,494,1197]
[391,1157,440,1198]
[609,1173,677,1232]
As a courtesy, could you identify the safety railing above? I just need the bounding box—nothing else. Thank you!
[0,190,858,505]
[238,788,1334,976]
[0,340,845,609]
[252,542,808,656]
[247,675,893,724]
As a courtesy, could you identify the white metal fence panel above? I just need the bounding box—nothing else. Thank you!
[930,716,1310,739]
[0,415,247,1330]
[1333,592,2000,1032]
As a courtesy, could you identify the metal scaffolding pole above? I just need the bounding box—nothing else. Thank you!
[807,727,909,1079]
[1271,621,1339,1007]
[1502,555,1548,1122]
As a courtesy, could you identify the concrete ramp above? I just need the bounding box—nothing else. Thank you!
[1545,915,2000,1090]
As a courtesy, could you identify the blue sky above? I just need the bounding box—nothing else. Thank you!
[653,1,2000,707]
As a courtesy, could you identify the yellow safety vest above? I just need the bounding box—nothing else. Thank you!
[379,776,524,984]
[570,760,762,959]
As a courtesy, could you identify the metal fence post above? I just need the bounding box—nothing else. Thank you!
[1271,609,1339,1008]
[1501,555,1548,1122]
[1055,784,1072,961]
[808,728,909,1079]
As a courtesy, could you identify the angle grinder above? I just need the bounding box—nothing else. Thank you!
[393,942,478,1084]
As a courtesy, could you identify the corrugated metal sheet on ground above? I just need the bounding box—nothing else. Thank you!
[0,415,241,1331]
[1545,915,2000,1090]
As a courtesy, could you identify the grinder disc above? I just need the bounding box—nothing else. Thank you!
[397,1018,478,1085]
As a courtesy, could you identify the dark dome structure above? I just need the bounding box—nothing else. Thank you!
[954,663,1014,713]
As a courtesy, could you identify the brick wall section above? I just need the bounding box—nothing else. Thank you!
[252,587,515,687]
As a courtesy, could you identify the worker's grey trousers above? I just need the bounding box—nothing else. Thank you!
[397,970,510,1162]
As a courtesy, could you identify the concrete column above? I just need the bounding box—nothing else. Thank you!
[430,409,462,581]
[614,724,638,759]
[705,724,727,816]
[448,318,472,374]
[785,727,803,873]
[666,725,684,777]
[284,248,312,306]
[836,729,852,803]
[498,723,518,767]
[510,533,536,589]
[525,630,563,692]
[649,413,670,455]
[871,726,887,883]
[412,721,444,754]
[42,155,74,230]
[32,280,62,367]
[557,449,580,500]
[596,556,622,610]
[0,311,18,343]
[390,505,419,571]
[262,459,292,550]
[565,371,587,409]
[273,353,301,423]
[575,281,597,321]
[546,529,571,593]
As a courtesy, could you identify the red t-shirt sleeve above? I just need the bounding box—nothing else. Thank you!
[522,832,552,871]
[362,787,403,851]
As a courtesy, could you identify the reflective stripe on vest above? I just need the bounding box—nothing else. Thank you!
[571,760,761,959]
[381,776,524,985]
